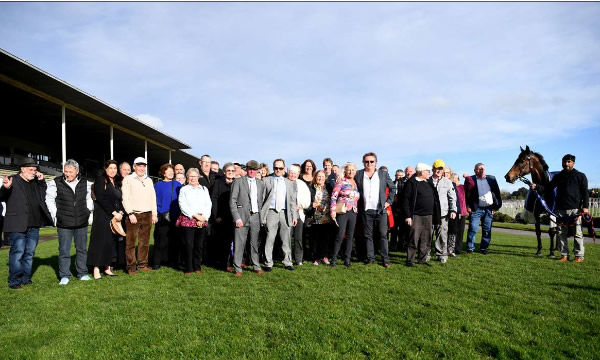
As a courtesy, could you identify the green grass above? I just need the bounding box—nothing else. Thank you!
[1,231,599,359]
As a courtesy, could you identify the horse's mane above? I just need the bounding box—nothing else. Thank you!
[532,151,549,172]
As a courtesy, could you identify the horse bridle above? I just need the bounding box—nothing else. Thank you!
[516,154,533,186]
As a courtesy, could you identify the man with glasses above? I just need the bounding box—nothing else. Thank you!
[198,154,218,191]
[354,152,395,268]
[260,159,298,271]
[464,163,502,254]
[230,160,265,276]
[122,157,158,274]
[429,160,457,263]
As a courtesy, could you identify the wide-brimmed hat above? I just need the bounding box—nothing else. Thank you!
[110,217,126,237]
[19,157,39,168]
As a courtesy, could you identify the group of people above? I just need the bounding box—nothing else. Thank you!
[1,151,589,288]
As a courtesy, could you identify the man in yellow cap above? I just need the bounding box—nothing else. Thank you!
[429,160,456,263]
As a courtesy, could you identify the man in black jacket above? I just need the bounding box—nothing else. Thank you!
[401,163,440,267]
[532,154,589,262]
[355,152,395,268]
[45,159,94,285]
[0,158,53,289]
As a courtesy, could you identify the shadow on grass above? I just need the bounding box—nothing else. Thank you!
[551,283,600,292]
[32,254,59,278]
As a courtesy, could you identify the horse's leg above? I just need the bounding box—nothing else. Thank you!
[535,213,543,256]
[548,227,557,258]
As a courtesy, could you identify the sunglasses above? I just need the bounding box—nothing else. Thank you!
[363,160,375,164]
[274,167,285,171]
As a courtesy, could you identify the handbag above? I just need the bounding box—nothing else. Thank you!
[335,202,347,214]
[175,214,208,228]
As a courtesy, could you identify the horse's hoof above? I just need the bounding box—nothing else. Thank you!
[535,250,543,256]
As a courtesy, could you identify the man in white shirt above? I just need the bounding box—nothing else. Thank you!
[354,152,395,268]
[464,163,502,254]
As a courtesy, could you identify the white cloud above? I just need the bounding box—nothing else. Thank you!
[135,114,163,129]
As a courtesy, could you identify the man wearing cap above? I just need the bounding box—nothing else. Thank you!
[260,159,298,271]
[429,160,457,263]
[464,163,502,254]
[1,158,53,289]
[121,157,158,274]
[401,163,440,266]
[532,154,589,262]
[45,159,94,285]
[354,152,395,267]
[230,160,265,276]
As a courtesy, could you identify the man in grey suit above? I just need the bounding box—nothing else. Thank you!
[260,159,298,271]
[230,160,265,277]
[355,152,395,268]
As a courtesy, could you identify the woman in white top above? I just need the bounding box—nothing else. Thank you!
[177,168,211,274]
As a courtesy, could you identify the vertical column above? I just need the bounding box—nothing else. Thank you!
[168,150,172,164]
[110,125,114,159]
[61,105,66,166]
[144,140,148,174]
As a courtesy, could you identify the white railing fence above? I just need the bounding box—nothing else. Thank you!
[498,198,600,218]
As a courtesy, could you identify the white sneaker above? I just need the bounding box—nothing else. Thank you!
[313,260,319,266]
[297,262,303,266]
[59,277,70,285]
[440,257,447,264]
[322,257,330,265]
[79,275,91,281]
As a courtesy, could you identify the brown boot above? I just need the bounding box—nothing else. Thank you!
[558,256,568,262]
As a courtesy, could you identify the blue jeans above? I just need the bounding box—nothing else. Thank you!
[466,208,493,251]
[8,228,40,286]
[57,227,89,279]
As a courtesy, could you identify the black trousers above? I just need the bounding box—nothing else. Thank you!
[152,219,172,267]
[362,210,390,264]
[181,227,207,272]
[214,221,235,269]
[292,218,306,263]
[332,211,357,264]
[312,223,333,260]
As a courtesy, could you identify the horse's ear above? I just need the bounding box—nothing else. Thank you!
[520,146,524,152]
[525,145,530,152]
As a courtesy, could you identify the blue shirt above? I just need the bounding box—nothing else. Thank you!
[154,180,181,214]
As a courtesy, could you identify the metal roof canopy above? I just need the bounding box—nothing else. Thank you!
[0,48,191,151]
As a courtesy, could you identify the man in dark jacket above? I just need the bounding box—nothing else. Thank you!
[401,163,440,267]
[355,152,395,268]
[532,154,589,262]
[45,159,93,285]
[0,158,53,289]
[464,163,502,254]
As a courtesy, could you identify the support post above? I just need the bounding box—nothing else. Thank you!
[110,125,114,159]
[61,106,66,166]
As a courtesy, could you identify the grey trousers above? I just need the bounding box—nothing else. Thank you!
[557,209,585,259]
[265,209,293,267]
[407,215,432,265]
[233,213,262,272]
[433,215,449,261]
[57,227,88,279]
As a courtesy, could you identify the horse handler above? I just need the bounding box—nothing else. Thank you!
[531,154,589,263]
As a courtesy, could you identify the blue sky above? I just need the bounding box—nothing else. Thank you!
[1,2,599,191]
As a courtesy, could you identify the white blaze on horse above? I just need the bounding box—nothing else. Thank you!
[505,145,559,257]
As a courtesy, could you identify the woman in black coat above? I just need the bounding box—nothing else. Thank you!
[210,162,236,271]
[87,160,124,279]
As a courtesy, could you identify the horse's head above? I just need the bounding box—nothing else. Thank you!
[504,145,533,183]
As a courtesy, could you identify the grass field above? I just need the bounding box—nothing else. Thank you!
[1,231,599,359]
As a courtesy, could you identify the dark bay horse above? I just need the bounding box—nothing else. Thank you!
[505,146,558,256]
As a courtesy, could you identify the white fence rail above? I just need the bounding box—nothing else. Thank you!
[498,198,600,218]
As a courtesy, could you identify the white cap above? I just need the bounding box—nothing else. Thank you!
[415,163,431,172]
[133,157,147,165]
